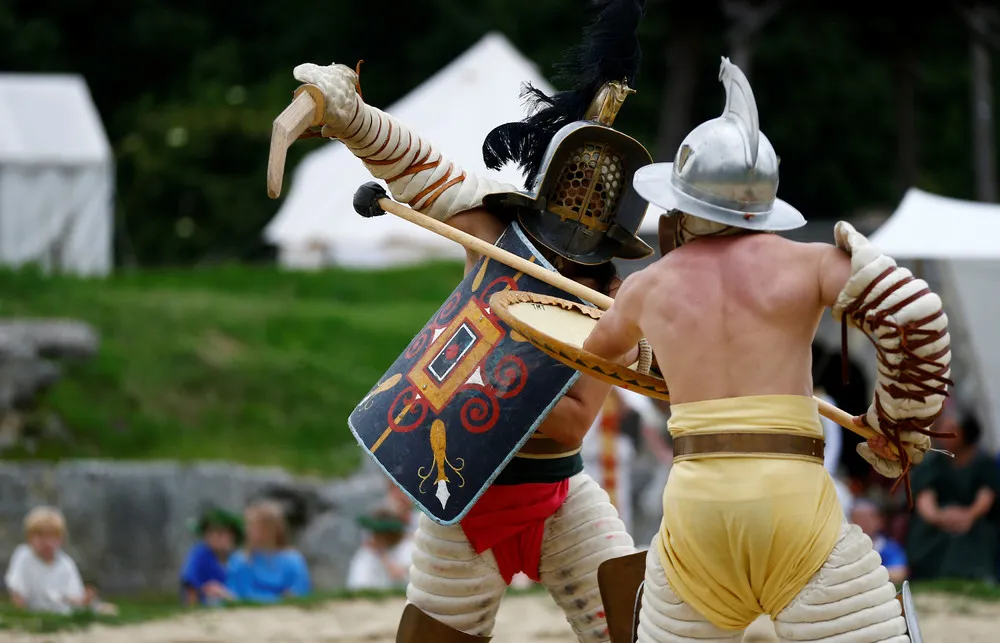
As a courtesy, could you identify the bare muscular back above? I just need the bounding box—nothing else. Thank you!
[622,233,851,404]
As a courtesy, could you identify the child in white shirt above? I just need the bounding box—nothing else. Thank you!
[4,506,87,614]
[346,506,413,591]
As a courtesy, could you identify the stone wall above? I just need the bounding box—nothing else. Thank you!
[0,459,386,595]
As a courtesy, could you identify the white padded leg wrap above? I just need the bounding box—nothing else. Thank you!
[636,534,744,643]
[406,514,507,637]
[774,523,908,643]
[292,63,515,222]
[539,473,635,643]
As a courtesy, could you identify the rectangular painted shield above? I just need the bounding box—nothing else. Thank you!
[348,223,583,525]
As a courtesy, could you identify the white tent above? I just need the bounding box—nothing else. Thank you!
[869,188,1000,259]
[0,74,113,276]
[870,187,1000,451]
[265,32,556,269]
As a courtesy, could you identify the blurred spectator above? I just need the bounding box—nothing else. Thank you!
[4,506,114,615]
[226,500,311,602]
[813,387,857,519]
[832,477,855,520]
[814,386,843,477]
[851,499,908,584]
[583,387,667,535]
[907,413,1000,581]
[346,506,413,591]
[180,507,243,606]
[639,400,674,523]
[386,480,419,536]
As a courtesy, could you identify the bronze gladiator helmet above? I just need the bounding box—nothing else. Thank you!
[480,0,653,265]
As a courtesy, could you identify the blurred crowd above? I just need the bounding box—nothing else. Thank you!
[4,499,314,615]
[5,358,998,614]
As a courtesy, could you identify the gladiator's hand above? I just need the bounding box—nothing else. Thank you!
[856,432,929,479]
[866,434,897,461]
[291,62,362,136]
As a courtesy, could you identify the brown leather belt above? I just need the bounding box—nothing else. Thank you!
[515,434,581,459]
[672,432,825,463]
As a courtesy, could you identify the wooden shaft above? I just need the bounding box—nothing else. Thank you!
[267,85,326,199]
[377,197,615,309]
[816,397,874,441]
[376,196,872,440]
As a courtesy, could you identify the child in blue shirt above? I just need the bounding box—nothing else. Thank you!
[226,500,311,603]
[180,508,243,606]
[851,499,909,584]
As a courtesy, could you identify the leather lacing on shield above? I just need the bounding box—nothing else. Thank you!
[840,266,955,507]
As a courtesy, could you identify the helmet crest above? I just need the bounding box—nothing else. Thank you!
[719,57,759,169]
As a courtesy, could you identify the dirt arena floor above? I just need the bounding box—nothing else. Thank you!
[7,592,999,642]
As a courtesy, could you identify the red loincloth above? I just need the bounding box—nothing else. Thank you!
[460,480,570,584]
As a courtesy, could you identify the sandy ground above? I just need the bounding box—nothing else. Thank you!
[7,593,999,642]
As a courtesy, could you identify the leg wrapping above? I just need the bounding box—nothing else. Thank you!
[636,538,744,643]
[539,473,636,643]
[405,514,507,637]
[774,523,908,643]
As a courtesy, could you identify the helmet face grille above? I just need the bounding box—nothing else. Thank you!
[548,142,626,232]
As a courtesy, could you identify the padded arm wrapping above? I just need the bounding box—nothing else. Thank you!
[830,222,953,492]
[293,63,516,222]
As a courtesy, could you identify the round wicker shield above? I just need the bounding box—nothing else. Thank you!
[488,290,670,401]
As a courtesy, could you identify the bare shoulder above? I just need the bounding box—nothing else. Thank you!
[803,241,852,306]
[448,207,507,245]
[615,261,668,307]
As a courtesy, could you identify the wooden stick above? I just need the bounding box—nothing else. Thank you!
[377,197,615,309]
[267,85,326,199]
[376,196,873,440]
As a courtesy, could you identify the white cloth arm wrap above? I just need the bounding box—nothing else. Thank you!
[292,63,516,222]
[830,221,952,476]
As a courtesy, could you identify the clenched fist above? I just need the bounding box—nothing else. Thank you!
[292,63,363,137]
[855,431,929,478]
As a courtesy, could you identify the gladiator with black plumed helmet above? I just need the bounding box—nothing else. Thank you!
[480,0,653,266]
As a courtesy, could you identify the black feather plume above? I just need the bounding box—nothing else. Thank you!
[482,0,646,188]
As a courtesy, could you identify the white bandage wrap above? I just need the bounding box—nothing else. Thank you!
[407,515,507,637]
[636,539,743,642]
[292,63,516,222]
[637,525,909,643]
[405,473,633,642]
[538,474,636,643]
[773,523,908,642]
[830,221,951,478]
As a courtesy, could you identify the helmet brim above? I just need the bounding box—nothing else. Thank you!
[634,163,806,232]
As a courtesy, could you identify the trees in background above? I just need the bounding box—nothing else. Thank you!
[0,1,995,264]
[958,1,1000,202]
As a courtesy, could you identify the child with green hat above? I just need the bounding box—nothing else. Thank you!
[180,507,243,606]
[346,505,413,591]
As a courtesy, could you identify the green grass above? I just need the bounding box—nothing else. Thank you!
[0,594,184,633]
[0,589,413,634]
[0,263,463,476]
[910,579,1000,601]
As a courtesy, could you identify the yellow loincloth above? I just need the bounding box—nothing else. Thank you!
[656,395,842,631]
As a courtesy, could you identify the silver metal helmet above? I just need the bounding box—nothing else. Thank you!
[633,57,805,232]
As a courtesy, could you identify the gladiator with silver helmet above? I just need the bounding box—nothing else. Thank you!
[634,58,805,254]
[288,2,654,642]
[574,57,949,643]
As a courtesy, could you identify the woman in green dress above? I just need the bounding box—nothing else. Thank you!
[907,412,1000,581]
